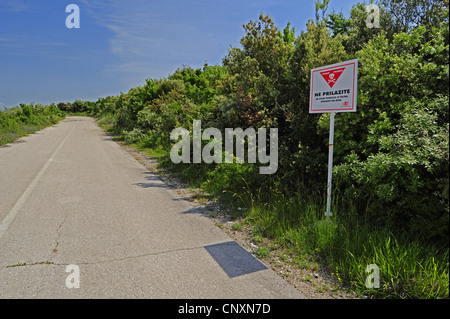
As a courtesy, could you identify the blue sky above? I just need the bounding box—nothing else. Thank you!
[0,0,358,108]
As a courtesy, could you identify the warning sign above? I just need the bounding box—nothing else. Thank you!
[320,68,345,88]
[309,59,358,113]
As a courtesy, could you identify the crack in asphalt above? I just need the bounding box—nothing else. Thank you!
[1,244,211,269]
[49,212,70,260]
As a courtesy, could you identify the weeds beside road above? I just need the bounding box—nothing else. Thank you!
[0,103,64,146]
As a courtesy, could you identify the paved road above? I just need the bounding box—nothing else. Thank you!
[0,117,305,298]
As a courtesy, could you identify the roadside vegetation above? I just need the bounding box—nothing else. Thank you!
[0,103,65,146]
[3,0,446,298]
[65,0,448,299]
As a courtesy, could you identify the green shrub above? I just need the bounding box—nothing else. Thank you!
[0,103,65,146]
[202,162,257,198]
[335,97,449,244]
[123,128,145,145]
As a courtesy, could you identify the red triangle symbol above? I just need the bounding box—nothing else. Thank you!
[320,67,345,88]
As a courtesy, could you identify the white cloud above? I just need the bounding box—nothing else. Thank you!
[0,0,29,12]
[0,34,75,59]
[81,0,226,81]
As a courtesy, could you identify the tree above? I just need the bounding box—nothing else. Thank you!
[381,0,449,33]
[57,102,70,112]
[326,10,352,37]
[222,13,294,128]
[278,22,296,45]
[315,0,330,22]
[342,2,391,54]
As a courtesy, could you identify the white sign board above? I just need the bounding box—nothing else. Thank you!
[309,59,358,113]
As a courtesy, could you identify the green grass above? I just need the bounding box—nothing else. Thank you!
[251,234,263,245]
[331,228,449,298]
[255,247,270,258]
[241,190,449,299]
[0,118,64,146]
[231,223,243,231]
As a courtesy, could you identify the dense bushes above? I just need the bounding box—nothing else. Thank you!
[57,100,98,114]
[0,103,65,146]
[332,24,449,245]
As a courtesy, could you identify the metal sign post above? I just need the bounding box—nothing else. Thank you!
[309,59,358,218]
[325,112,335,217]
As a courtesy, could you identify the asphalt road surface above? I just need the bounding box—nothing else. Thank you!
[0,117,306,298]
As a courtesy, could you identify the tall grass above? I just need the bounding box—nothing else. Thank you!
[332,228,449,299]
[236,187,449,299]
